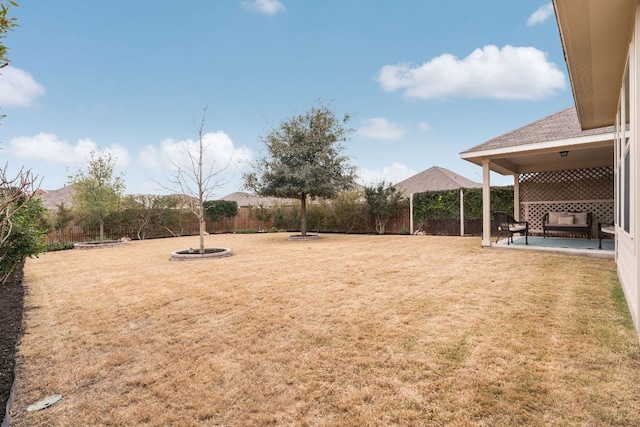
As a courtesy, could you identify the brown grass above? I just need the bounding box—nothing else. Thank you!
[9,233,640,426]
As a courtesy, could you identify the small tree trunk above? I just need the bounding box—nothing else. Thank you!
[300,195,307,236]
[99,220,105,242]
[199,215,206,254]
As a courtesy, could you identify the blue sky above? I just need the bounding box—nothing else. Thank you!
[0,1,572,197]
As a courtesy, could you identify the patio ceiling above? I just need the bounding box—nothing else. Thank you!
[460,136,613,176]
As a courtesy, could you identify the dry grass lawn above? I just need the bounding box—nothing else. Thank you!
[9,233,640,426]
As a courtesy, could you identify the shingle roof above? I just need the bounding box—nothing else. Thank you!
[37,185,75,210]
[394,166,481,195]
[461,107,614,154]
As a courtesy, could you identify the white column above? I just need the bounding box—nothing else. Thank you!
[482,160,492,247]
[460,189,465,236]
[513,174,520,219]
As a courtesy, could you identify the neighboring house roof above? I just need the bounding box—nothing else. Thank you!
[221,192,298,207]
[394,166,482,195]
[37,185,76,211]
[461,107,614,155]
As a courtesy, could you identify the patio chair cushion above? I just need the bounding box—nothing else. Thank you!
[601,225,615,235]
[573,211,588,226]
[509,224,527,232]
[558,216,575,225]
[548,211,567,225]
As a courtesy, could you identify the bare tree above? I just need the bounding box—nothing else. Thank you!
[160,107,233,253]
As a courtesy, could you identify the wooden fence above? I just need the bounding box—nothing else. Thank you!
[46,206,486,245]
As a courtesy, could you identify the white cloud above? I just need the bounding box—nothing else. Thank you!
[377,45,566,100]
[243,0,286,15]
[527,3,554,27]
[8,132,130,166]
[357,117,404,140]
[137,144,160,169]
[418,122,432,132]
[137,131,253,175]
[357,162,416,187]
[0,66,45,107]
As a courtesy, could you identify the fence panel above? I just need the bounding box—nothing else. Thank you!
[49,203,488,245]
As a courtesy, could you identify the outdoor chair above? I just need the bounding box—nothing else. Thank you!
[598,222,615,249]
[493,211,528,245]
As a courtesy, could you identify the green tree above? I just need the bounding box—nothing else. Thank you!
[68,151,125,242]
[0,1,47,284]
[49,202,74,245]
[0,0,16,125]
[364,181,406,235]
[243,101,357,237]
[0,1,18,69]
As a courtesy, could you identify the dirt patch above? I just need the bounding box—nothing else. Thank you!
[0,266,24,423]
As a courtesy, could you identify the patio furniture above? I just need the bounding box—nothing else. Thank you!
[598,222,615,249]
[543,211,593,239]
[493,211,528,245]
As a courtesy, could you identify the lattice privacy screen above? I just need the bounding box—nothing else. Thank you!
[519,167,614,234]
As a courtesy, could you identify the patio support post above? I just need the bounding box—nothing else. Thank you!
[482,160,492,247]
[513,174,520,220]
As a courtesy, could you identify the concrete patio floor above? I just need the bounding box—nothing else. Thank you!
[493,235,615,259]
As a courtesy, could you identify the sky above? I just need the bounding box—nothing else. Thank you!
[0,1,574,198]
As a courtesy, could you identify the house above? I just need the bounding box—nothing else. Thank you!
[463,1,640,338]
[36,185,76,211]
[550,0,640,337]
[460,107,615,236]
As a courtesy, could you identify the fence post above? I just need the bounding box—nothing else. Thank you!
[410,193,414,234]
[460,189,464,236]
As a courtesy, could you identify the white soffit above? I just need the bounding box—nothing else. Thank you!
[554,0,636,129]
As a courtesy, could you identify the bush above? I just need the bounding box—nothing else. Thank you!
[413,186,514,223]
[0,196,48,283]
[46,242,75,252]
[204,200,238,222]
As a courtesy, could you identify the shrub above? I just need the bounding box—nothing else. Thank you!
[0,196,48,283]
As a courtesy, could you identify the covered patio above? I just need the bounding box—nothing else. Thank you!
[494,235,614,259]
[460,107,615,254]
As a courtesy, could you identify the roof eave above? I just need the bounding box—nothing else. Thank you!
[553,0,636,130]
[460,131,613,160]
[460,132,614,175]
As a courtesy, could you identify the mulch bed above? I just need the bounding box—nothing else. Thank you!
[0,266,24,423]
